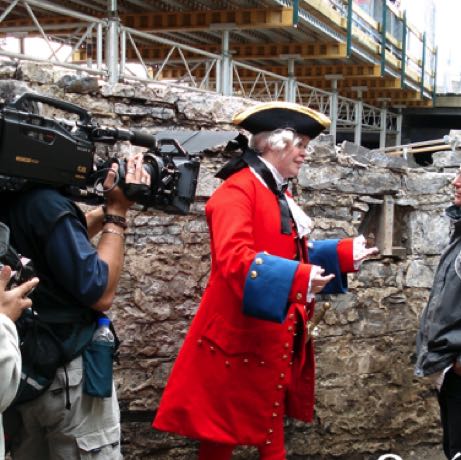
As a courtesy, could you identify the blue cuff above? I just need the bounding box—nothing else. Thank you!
[308,239,348,294]
[243,253,299,323]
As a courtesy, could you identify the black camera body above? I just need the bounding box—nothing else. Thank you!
[0,93,200,214]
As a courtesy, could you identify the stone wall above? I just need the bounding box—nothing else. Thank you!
[1,60,457,459]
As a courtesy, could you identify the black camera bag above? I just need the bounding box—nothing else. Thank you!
[11,309,97,406]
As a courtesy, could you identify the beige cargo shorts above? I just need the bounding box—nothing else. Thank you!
[11,356,122,460]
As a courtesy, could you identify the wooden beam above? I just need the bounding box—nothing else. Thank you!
[299,77,402,91]
[0,16,80,33]
[376,195,395,256]
[121,41,348,61]
[401,100,433,107]
[155,63,385,80]
[104,60,392,83]
[261,64,384,79]
[340,89,421,100]
[122,8,295,31]
[0,7,295,34]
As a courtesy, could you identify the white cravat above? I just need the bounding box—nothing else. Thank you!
[251,157,313,238]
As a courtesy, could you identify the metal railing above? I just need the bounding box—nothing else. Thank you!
[0,0,402,147]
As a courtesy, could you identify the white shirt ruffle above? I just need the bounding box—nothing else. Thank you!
[250,158,313,238]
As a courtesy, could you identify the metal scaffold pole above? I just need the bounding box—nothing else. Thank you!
[353,87,366,146]
[380,105,387,149]
[221,30,232,96]
[285,58,296,103]
[106,0,119,84]
[326,74,342,145]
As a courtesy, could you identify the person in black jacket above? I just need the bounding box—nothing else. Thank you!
[415,167,461,460]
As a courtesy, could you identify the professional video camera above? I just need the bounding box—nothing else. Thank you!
[0,222,35,286]
[0,92,200,214]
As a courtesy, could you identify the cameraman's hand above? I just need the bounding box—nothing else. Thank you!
[104,154,150,216]
[125,153,151,187]
[104,162,132,216]
[0,265,39,321]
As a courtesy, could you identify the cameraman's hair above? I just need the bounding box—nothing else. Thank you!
[250,129,299,154]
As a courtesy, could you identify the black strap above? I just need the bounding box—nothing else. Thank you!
[243,151,293,235]
[216,146,294,235]
[63,364,71,410]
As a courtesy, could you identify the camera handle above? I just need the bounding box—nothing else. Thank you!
[90,127,158,150]
[157,138,190,159]
[11,92,92,124]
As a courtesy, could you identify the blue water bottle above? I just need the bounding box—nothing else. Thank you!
[83,317,115,397]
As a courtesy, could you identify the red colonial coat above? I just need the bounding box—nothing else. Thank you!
[153,167,354,445]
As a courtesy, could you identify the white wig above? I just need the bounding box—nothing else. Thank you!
[249,129,303,154]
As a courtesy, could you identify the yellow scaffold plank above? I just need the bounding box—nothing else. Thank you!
[156,64,384,81]
[229,64,383,79]
[0,7,294,34]
[303,77,402,90]
[404,100,433,107]
[117,42,347,61]
[0,15,78,33]
[121,8,294,31]
[343,89,421,100]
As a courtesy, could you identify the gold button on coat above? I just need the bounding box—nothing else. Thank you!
[255,258,263,265]
[296,292,303,300]
[250,270,258,279]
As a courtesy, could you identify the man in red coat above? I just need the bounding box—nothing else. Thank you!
[153,102,378,459]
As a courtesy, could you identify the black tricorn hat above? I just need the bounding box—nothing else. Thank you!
[232,101,331,139]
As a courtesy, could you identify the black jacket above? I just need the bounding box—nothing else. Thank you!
[415,205,461,377]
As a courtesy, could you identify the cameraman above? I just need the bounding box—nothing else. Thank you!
[2,153,149,459]
[0,266,39,460]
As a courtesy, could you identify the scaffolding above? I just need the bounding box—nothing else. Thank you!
[0,0,436,147]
